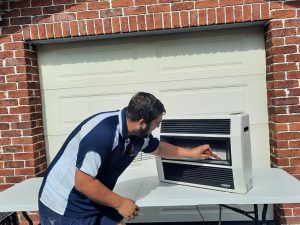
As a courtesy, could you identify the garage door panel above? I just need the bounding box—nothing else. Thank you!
[160,85,245,117]
[55,46,138,80]
[155,28,266,82]
[59,93,133,131]
[250,124,271,168]
[158,75,268,125]
[43,74,267,135]
[42,90,136,136]
[38,27,266,91]
[46,126,269,171]
[38,42,157,90]
[156,36,244,75]
[244,76,269,124]
[45,135,67,163]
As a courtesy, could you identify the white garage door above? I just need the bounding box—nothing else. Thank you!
[37,26,271,222]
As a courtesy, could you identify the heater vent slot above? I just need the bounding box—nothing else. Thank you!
[161,119,230,134]
[162,162,234,189]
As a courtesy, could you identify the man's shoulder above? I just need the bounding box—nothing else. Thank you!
[96,110,120,129]
[80,110,120,139]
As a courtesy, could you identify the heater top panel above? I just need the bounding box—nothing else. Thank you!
[160,112,249,135]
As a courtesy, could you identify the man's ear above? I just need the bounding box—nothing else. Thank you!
[138,119,147,128]
[137,119,144,126]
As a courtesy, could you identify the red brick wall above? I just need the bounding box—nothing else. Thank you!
[266,1,300,224]
[0,0,299,224]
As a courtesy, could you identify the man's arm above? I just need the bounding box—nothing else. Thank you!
[151,141,211,160]
[75,169,139,220]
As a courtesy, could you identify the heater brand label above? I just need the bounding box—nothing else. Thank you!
[221,183,232,188]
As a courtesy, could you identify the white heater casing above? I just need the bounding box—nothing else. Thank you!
[156,113,253,194]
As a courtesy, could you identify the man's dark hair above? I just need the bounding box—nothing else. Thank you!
[126,92,166,124]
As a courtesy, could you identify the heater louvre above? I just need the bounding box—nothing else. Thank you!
[161,119,230,134]
[162,162,234,189]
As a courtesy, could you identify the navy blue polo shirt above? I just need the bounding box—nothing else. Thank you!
[39,108,159,217]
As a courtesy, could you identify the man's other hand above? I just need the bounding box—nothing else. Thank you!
[116,198,139,221]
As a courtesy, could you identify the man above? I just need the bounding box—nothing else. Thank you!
[39,92,211,225]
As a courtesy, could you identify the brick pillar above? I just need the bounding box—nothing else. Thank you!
[266,1,300,224]
[0,32,46,224]
[0,38,47,186]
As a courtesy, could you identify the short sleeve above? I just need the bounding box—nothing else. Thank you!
[141,134,160,153]
[76,128,113,177]
[77,150,101,177]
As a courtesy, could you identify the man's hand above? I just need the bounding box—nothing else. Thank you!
[152,142,213,160]
[190,144,211,159]
[116,197,139,221]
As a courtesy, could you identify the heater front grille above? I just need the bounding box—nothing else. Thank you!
[161,119,230,134]
[162,162,234,189]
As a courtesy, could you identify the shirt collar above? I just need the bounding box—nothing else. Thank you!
[119,107,129,139]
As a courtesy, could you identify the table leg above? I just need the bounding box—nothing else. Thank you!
[261,204,268,225]
[219,204,257,221]
[218,205,222,225]
[252,204,260,225]
[22,211,33,225]
[219,204,269,225]
[254,204,259,221]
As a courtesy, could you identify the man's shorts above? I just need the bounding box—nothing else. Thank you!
[39,201,123,225]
